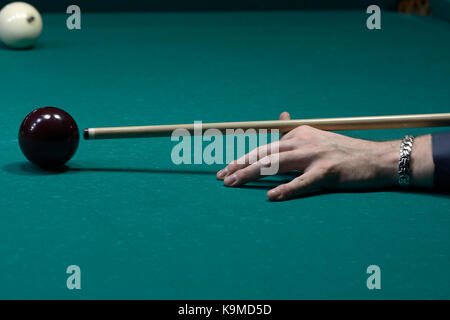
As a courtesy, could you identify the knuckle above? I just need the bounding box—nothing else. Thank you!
[298,125,312,132]
[256,146,269,159]
[236,170,247,181]
[228,160,238,168]
[259,155,272,168]
[248,151,258,164]
[267,142,280,154]
[292,125,315,140]
[282,140,295,151]
[268,153,280,163]
[234,158,246,166]
[277,184,290,196]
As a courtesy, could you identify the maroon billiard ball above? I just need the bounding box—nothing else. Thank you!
[19,107,80,169]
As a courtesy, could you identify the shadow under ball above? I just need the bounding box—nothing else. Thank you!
[19,107,80,168]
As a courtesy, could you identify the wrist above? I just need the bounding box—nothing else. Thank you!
[372,135,434,189]
[371,140,401,188]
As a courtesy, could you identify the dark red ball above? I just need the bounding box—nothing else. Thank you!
[19,107,80,169]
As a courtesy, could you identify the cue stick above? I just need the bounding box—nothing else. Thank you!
[83,113,450,140]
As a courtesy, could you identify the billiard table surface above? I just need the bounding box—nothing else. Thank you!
[0,11,449,299]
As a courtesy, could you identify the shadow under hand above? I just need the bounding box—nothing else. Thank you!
[5,162,450,200]
[238,174,300,190]
[234,173,450,200]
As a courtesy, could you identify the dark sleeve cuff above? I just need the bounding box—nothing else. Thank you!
[432,132,450,190]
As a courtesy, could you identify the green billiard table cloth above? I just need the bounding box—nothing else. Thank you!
[0,11,449,299]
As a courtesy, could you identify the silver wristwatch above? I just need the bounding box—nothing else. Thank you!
[398,135,415,186]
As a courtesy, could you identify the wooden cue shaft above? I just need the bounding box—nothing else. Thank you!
[83,113,450,140]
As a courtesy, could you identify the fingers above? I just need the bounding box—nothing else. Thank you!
[216,140,292,180]
[267,169,324,201]
[216,112,293,180]
[222,151,302,187]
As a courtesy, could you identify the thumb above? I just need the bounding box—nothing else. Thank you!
[279,111,291,139]
[279,111,291,120]
[267,170,323,201]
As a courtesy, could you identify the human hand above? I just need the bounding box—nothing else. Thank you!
[216,112,432,201]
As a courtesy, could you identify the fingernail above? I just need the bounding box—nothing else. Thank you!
[217,168,228,178]
[268,189,280,198]
[224,174,237,186]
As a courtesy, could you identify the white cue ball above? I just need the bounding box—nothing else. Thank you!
[0,2,42,49]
